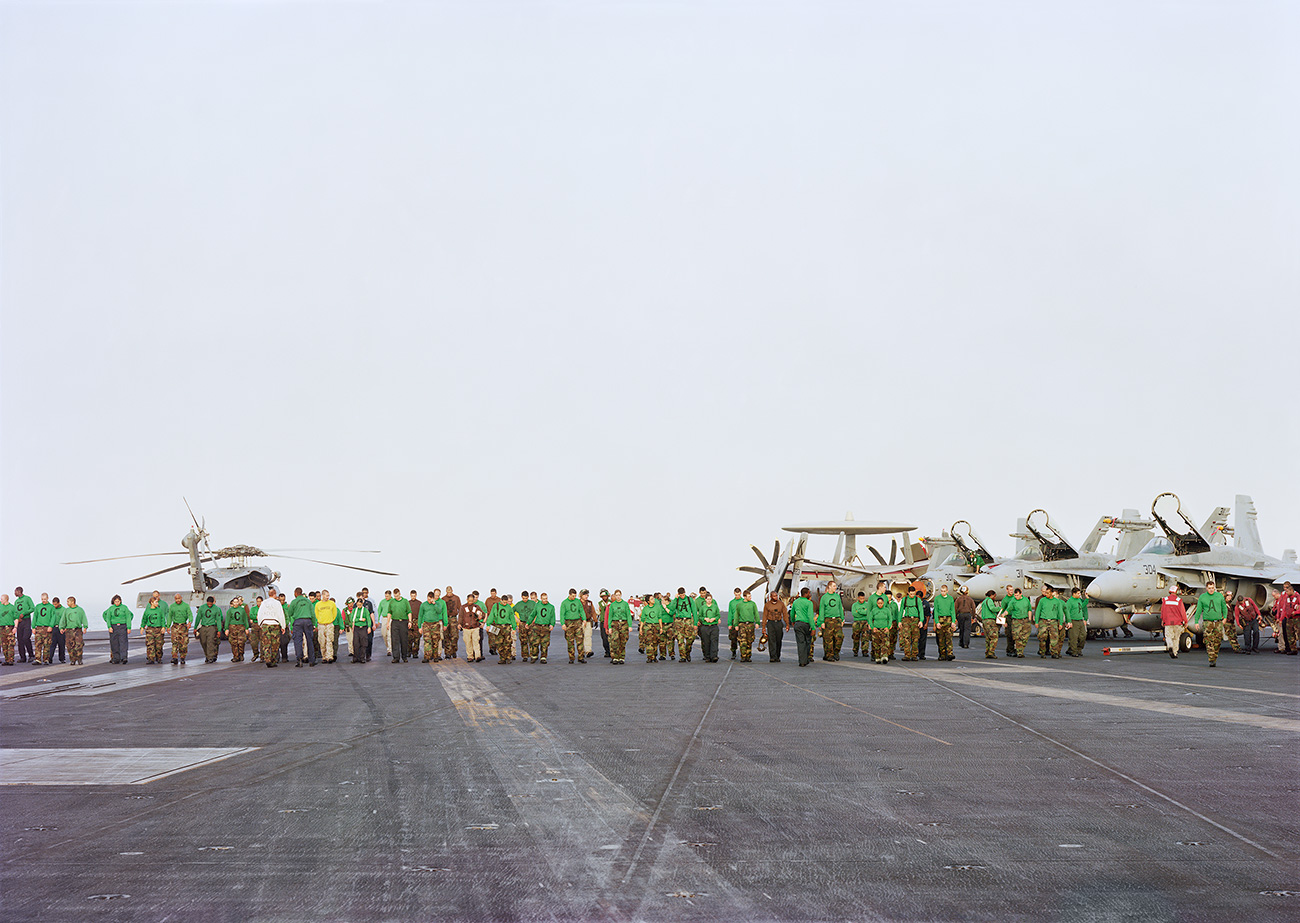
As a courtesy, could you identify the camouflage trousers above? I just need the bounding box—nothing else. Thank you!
[935,618,954,659]
[1010,619,1031,655]
[659,622,678,659]
[409,620,420,658]
[870,627,891,662]
[421,623,443,661]
[34,627,53,663]
[1066,620,1087,656]
[443,624,459,659]
[494,627,514,663]
[677,619,697,658]
[609,622,629,661]
[563,622,584,661]
[851,620,870,655]
[641,624,660,662]
[171,623,191,662]
[899,617,920,660]
[533,626,552,661]
[0,625,14,663]
[888,624,898,657]
[228,625,248,661]
[1203,620,1227,665]
[981,619,1000,657]
[249,623,261,658]
[260,624,282,665]
[736,623,756,661]
[1037,620,1060,657]
[822,618,844,660]
[66,628,84,663]
[1284,618,1299,652]
[1227,623,1242,652]
[144,626,165,662]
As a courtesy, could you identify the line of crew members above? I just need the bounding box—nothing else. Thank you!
[2,578,1295,669]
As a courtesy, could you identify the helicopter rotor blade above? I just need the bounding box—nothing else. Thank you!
[121,558,214,585]
[266,554,397,576]
[184,497,201,532]
[263,548,382,554]
[63,552,189,565]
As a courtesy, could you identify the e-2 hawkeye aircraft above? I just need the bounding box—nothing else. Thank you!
[738,514,934,606]
[1087,493,1299,643]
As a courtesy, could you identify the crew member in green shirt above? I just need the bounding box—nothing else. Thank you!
[560,589,587,664]
[979,591,1001,659]
[512,591,536,662]
[732,590,760,662]
[868,593,898,664]
[1195,580,1229,667]
[386,590,410,664]
[348,595,374,663]
[195,596,225,664]
[487,594,516,665]
[59,596,89,665]
[606,590,632,664]
[791,587,817,667]
[531,592,555,663]
[141,596,169,664]
[225,596,251,662]
[1063,587,1088,657]
[30,593,56,664]
[168,593,193,665]
[640,594,668,663]
[899,587,925,661]
[999,584,1019,656]
[678,588,706,663]
[13,587,35,663]
[1033,587,1065,658]
[819,581,846,661]
[420,590,449,663]
[667,589,693,661]
[0,594,17,665]
[851,591,872,657]
[695,591,720,663]
[103,594,134,664]
[932,584,957,661]
[1005,588,1032,659]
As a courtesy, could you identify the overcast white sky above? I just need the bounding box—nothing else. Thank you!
[2,1,1297,608]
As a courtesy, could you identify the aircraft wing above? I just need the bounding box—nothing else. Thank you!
[1156,564,1289,584]
[800,557,919,578]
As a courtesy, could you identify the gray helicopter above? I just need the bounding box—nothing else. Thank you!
[64,502,396,608]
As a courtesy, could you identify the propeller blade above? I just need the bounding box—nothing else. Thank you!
[750,544,770,568]
[890,539,898,565]
[184,497,201,532]
[745,577,767,594]
[63,552,189,565]
[263,548,382,554]
[122,559,211,585]
[868,545,887,566]
[738,566,766,576]
[768,540,793,597]
[773,540,781,567]
[267,554,397,576]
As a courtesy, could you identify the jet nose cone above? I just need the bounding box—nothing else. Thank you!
[1086,571,1130,604]
[963,574,1001,599]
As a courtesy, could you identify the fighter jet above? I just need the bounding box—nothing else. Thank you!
[1087,494,1299,639]
[961,509,1158,631]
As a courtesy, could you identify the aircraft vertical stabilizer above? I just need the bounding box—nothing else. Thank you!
[1079,516,1111,554]
[1233,495,1263,554]
[1115,509,1155,560]
[1012,518,1032,556]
